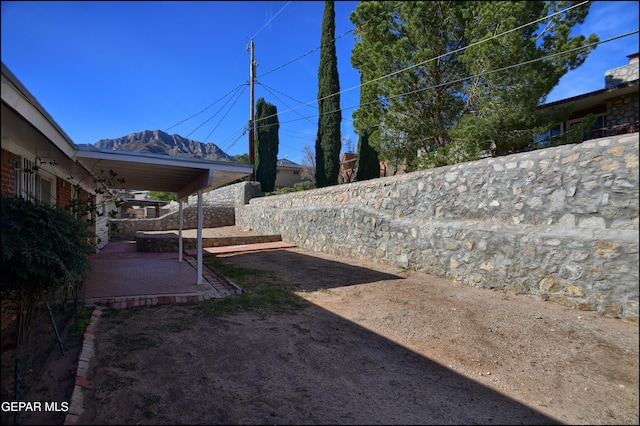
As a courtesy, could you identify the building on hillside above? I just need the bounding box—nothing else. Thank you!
[339,151,407,182]
[339,152,358,183]
[274,157,304,189]
[535,52,639,147]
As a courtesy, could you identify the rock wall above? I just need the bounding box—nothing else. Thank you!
[108,205,235,240]
[108,180,260,240]
[236,134,639,321]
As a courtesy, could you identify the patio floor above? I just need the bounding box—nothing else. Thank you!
[84,239,242,309]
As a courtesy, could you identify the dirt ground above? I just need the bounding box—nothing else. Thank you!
[9,247,640,425]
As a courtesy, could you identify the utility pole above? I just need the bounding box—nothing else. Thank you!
[248,38,256,181]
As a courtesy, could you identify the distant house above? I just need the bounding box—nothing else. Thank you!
[535,52,639,147]
[274,158,304,188]
[339,151,407,182]
[339,152,358,183]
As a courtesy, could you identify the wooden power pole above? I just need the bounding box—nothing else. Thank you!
[248,39,256,181]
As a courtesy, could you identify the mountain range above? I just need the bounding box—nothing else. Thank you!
[79,130,236,162]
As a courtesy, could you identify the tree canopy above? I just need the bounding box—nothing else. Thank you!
[350,0,599,169]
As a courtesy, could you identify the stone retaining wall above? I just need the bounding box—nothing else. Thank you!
[236,134,639,321]
[108,181,263,240]
[108,205,235,240]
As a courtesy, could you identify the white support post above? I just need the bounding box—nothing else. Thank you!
[197,190,204,284]
[178,199,183,263]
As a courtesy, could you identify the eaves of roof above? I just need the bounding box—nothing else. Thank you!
[2,62,253,199]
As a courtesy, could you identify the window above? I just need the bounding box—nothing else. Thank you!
[15,157,55,205]
[533,124,562,148]
[567,114,606,141]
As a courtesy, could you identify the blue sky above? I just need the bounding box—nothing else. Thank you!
[2,1,638,166]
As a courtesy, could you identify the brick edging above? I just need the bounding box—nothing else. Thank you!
[62,262,242,424]
[63,305,105,425]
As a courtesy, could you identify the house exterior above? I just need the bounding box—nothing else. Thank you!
[2,61,253,285]
[339,151,407,182]
[1,63,111,248]
[339,152,358,183]
[536,52,639,146]
[274,157,304,188]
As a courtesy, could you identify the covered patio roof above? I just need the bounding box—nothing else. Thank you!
[74,147,252,200]
[2,61,253,200]
[3,61,253,286]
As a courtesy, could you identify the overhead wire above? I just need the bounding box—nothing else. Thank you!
[218,126,249,153]
[256,1,406,79]
[255,0,593,125]
[162,0,606,158]
[271,30,639,127]
[250,1,292,40]
[184,84,247,139]
[164,83,247,132]
[201,84,248,142]
[256,81,316,125]
[163,1,399,150]
[164,1,293,151]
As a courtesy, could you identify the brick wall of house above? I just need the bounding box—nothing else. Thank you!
[56,177,72,208]
[1,148,17,196]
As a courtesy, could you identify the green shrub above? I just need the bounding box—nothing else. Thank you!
[1,195,95,343]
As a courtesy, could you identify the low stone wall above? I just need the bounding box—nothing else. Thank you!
[107,182,262,241]
[236,134,639,321]
[108,205,235,241]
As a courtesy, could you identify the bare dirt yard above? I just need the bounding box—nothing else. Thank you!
[9,247,640,425]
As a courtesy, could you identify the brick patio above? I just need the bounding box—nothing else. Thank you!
[84,239,242,309]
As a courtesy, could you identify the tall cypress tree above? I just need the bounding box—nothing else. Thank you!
[255,98,279,192]
[315,0,342,188]
[354,71,381,181]
[355,131,380,181]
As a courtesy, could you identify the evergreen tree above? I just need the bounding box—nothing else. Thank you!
[254,98,279,192]
[354,73,381,181]
[350,1,599,169]
[355,131,380,181]
[315,0,342,187]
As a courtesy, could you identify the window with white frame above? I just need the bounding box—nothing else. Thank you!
[15,156,55,205]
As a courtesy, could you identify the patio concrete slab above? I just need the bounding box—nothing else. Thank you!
[84,240,241,309]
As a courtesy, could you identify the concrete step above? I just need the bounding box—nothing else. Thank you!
[136,226,284,252]
[185,241,297,256]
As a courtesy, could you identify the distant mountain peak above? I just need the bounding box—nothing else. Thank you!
[87,130,235,161]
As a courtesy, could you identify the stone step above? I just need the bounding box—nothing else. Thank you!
[185,241,297,256]
[135,226,283,252]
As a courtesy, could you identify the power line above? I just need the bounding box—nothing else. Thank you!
[255,0,593,124]
[201,85,248,142]
[164,2,291,137]
[257,81,316,125]
[272,31,639,127]
[257,1,406,79]
[218,126,248,154]
[250,1,292,40]
[184,84,247,139]
[164,83,247,132]
[256,26,354,79]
